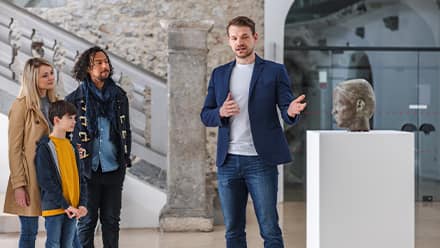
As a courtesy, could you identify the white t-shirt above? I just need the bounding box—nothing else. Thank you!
[228,63,258,156]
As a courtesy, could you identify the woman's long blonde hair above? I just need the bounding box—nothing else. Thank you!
[18,57,57,109]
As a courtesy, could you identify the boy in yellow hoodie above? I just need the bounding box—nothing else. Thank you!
[35,100,87,247]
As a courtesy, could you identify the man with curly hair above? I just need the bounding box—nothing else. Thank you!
[66,46,131,248]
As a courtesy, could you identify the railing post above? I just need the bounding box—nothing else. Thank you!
[159,19,214,232]
[31,29,44,58]
[8,18,21,81]
[52,40,66,97]
[150,85,167,153]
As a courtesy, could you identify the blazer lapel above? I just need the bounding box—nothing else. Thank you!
[222,60,236,100]
[248,54,264,97]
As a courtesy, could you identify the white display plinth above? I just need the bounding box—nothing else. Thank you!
[307,131,414,248]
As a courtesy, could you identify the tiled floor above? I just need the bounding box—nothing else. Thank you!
[0,202,439,247]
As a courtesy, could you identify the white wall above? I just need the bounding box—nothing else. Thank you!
[0,114,9,194]
[120,174,166,228]
[264,0,295,63]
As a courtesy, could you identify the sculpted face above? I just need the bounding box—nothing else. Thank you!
[332,90,356,128]
[332,79,375,131]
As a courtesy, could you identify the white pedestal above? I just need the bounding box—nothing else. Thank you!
[307,131,414,248]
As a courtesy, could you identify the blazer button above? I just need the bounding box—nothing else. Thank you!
[36,120,40,124]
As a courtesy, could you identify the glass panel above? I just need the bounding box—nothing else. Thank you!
[284,0,440,246]
[285,0,440,48]
[366,51,418,131]
[417,52,440,201]
[283,50,331,201]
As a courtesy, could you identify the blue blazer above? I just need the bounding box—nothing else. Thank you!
[200,55,299,167]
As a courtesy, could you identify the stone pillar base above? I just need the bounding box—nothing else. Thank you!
[160,216,214,232]
[159,206,214,232]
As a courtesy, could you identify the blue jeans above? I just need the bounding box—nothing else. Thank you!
[44,214,77,248]
[19,216,39,248]
[73,232,82,248]
[217,154,284,248]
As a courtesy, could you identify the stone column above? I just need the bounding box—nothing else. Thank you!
[159,20,214,232]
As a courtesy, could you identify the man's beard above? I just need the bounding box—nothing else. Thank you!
[98,76,108,81]
[98,71,109,81]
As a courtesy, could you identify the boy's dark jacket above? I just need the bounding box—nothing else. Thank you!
[35,135,87,211]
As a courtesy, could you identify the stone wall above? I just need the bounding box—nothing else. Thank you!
[26,0,264,171]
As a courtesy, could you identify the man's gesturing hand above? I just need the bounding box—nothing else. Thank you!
[288,94,307,118]
[220,92,240,118]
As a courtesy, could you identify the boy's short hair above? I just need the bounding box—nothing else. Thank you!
[226,16,256,36]
[48,100,77,125]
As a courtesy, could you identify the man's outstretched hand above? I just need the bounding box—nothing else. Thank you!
[288,94,307,118]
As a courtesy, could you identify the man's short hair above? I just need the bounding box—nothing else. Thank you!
[227,16,256,36]
[49,100,77,125]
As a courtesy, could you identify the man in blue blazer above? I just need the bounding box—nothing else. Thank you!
[200,16,306,248]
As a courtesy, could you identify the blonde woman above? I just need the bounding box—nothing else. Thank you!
[3,57,56,247]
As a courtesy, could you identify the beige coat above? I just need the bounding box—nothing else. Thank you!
[3,97,50,216]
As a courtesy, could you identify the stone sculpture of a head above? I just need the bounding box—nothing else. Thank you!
[332,79,375,131]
